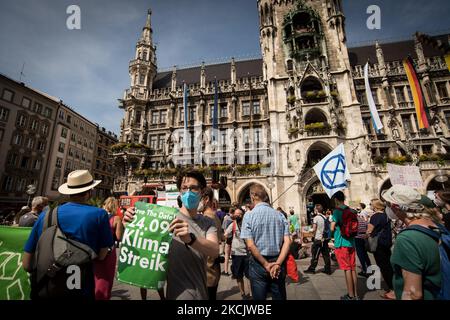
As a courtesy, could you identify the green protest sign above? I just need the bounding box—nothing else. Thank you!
[0,226,31,300]
[117,202,178,289]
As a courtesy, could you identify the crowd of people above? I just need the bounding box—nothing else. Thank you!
[8,168,449,301]
[301,188,449,300]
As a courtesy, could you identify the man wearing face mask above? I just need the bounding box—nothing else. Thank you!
[382,185,443,300]
[123,170,219,300]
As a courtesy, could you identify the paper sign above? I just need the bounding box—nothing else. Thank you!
[386,163,424,189]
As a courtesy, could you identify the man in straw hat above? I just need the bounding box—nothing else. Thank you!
[22,170,114,299]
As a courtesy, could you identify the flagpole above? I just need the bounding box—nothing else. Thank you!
[270,179,298,206]
[183,82,189,162]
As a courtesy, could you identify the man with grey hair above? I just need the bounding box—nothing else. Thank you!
[240,184,291,300]
[19,197,49,227]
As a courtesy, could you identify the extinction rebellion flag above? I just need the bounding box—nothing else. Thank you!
[117,202,178,290]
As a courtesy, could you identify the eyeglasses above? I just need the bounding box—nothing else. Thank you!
[180,185,201,193]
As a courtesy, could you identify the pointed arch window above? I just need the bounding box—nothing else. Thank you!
[301,77,326,103]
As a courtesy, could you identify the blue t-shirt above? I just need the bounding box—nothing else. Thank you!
[24,202,114,254]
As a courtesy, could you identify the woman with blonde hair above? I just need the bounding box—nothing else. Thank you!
[367,198,395,300]
[94,197,124,300]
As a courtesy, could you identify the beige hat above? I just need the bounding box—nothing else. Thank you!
[381,184,424,211]
[58,170,101,195]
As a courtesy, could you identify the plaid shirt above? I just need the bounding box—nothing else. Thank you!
[240,202,289,256]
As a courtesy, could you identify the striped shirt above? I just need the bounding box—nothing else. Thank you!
[356,216,368,239]
[240,202,289,256]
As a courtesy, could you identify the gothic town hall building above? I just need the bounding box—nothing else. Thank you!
[114,0,450,224]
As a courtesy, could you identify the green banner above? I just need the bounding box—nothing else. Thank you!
[117,202,178,289]
[0,226,31,300]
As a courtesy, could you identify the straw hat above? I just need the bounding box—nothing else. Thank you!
[381,184,423,211]
[58,170,101,195]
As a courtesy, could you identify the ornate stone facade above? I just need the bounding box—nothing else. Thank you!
[115,1,450,224]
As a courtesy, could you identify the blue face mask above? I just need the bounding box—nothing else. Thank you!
[181,191,201,210]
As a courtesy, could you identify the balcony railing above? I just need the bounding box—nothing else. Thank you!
[111,143,151,156]
[305,122,331,137]
[386,61,406,76]
[147,77,266,102]
[306,128,332,137]
[427,56,448,71]
[132,164,270,180]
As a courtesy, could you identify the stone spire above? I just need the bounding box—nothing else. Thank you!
[200,62,206,89]
[129,9,157,92]
[231,57,236,85]
[375,41,386,77]
[414,33,427,71]
[171,66,177,92]
[140,9,153,44]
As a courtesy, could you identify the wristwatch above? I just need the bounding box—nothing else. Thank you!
[187,232,197,246]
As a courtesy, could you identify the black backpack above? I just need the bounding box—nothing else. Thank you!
[30,207,97,299]
[320,215,331,240]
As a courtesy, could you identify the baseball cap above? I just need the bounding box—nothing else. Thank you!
[381,185,424,211]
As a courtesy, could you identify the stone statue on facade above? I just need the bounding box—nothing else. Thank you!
[286,145,292,168]
[387,109,401,140]
[329,103,339,131]
[430,109,444,136]
[434,120,443,135]
[350,141,363,168]
[329,94,342,131]
[286,111,291,127]
[295,99,303,131]
[403,132,419,165]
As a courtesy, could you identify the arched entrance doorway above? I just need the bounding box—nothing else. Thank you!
[217,188,232,211]
[426,177,450,192]
[299,142,334,225]
[305,179,332,225]
[238,183,267,206]
[306,142,333,169]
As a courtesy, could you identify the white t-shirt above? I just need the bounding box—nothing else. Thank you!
[313,214,326,241]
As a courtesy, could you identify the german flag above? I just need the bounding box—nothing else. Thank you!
[403,56,429,129]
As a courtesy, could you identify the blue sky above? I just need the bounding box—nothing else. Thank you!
[0,0,449,134]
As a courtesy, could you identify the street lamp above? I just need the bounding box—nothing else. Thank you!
[435,169,448,190]
[26,184,37,207]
